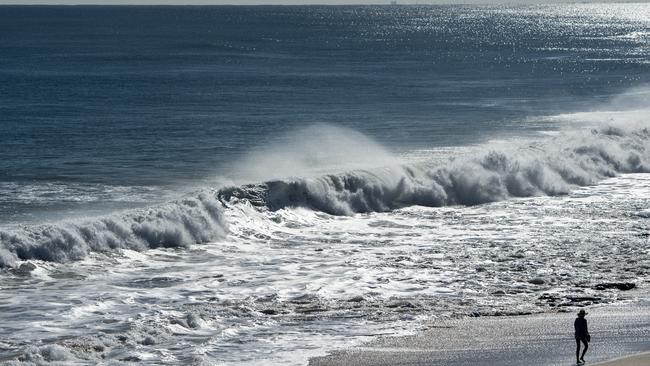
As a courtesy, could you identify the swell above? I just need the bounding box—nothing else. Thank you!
[1,126,648,268]
[0,192,227,268]
[218,126,650,215]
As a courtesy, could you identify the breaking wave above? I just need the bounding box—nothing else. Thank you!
[0,192,227,268]
[219,126,650,215]
[1,125,649,268]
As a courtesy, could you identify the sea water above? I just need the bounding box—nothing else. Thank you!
[1,4,649,365]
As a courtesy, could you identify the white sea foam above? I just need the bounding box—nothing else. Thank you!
[1,125,649,267]
[221,126,650,215]
[2,173,648,365]
[0,192,227,267]
[614,30,650,40]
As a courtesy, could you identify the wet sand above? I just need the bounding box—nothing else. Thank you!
[310,298,650,366]
[592,352,650,366]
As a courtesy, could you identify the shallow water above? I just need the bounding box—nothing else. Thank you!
[1,173,648,364]
[1,3,650,365]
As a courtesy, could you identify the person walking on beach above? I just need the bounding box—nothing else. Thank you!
[575,309,590,364]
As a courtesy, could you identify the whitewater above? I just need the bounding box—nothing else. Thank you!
[2,123,650,268]
[1,3,650,365]
[1,121,649,364]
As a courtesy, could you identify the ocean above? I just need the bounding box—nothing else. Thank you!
[0,4,649,365]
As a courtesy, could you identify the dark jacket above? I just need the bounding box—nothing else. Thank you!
[574,317,589,338]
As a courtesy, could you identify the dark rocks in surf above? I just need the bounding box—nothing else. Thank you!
[295,306,327,314]
[120,356,142,362]
[538,293,605,307]
[565,295,602,304]
[593,282,636,291]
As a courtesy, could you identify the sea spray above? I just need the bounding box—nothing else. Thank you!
[2,125,648,266]
[220,126,650,214]
[226,124,401,184]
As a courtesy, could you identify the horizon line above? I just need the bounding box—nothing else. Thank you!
[1,1,648,5]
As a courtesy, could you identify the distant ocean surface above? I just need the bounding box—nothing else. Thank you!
[1,4,649,365]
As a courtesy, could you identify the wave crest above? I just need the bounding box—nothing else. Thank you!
[0,192,227,267]
[219,127,650,215]
[2,126,648,267]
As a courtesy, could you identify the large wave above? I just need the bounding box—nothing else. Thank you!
[219,126,650,215]
[0,192,227,268]
[1,125,649,268]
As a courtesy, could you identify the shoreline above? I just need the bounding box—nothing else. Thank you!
[309,294,650,366]
[592,352,650,366]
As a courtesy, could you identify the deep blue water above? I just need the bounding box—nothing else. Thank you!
[1,4,649,224]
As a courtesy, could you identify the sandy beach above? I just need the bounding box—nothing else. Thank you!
[592,352,650,366]
[310,297,650,366]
